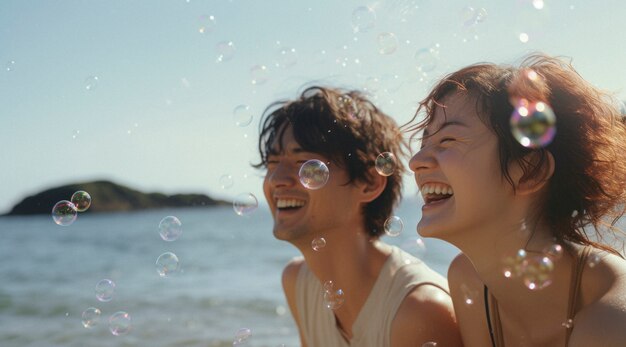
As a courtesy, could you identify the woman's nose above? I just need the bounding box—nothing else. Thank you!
[409,147,436,173]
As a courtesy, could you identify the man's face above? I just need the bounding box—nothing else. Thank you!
[263,125,364,247]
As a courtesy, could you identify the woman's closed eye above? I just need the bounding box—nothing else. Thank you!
[440,137,456,144]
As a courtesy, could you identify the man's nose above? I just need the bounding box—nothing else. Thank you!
[268,163,298,188]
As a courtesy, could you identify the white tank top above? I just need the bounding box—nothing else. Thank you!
[295,246,449,347]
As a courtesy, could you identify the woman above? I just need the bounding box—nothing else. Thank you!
[407,54,626,346]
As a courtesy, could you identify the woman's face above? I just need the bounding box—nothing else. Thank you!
[409,92,516,242]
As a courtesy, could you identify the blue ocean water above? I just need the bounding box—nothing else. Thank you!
[0,198,463,346]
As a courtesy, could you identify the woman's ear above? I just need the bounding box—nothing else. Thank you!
[358,167,387,203]
[515,151,555,195]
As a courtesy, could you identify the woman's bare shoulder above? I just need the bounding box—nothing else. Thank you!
[569,251,626,347]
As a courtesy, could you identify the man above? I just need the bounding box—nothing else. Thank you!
[255,86,461,347]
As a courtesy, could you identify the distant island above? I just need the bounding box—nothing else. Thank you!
[4,180,230,216]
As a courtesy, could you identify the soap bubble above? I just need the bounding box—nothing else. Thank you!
[81,307,101,328]
[52,200,78,226]
[158,216,182,241]
[216,41,235,63]
[250,64,269,85]
[521,256,554,290]
[561,318,574,329]
[6,60,15,72]
[233,193,258,216]
[71,190,92,212]
[156,252,180,277]
[109,311,132,336]
[587,253,601,268]
[312,237,327,251]
[84,76,99,91]
[323,280,334,292]
[351,6,376,33]
[233,104,253,127]
[95,279,116,302]
[502,249,527,278]
[323,288,345,309]
[384,216,403,237]
[337,94,358,119]
[233,328,252,345]
[414,47,438,73]
[377,32,399,55]
[375,152,397,176]
[510,100,556,148]
[299,159,330,190]
[543,243,564,260]
[198,14,216,34]
[220,174,234,189]
[275,46,298,68]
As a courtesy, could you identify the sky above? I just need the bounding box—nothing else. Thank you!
[1,0,625,214]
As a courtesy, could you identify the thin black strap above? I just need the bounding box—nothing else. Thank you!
[484,285,497,347]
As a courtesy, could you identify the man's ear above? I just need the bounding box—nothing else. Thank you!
[514,151,555,195]
[358,167,387,203]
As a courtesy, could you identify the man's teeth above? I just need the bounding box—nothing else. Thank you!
[420,183,453,196]
[276,199,306,208]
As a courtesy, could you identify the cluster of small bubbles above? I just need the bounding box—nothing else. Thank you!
[422,342,438,347]
[52,200,78,226]
[71,190,92,212]
[375,152,397,176]
[502,249,527,278]
[351,6,376,33]
[562,318,574,329]
[250,65,269,85]
[233,193,258,216]
[156,252,180,277]
[312,237,327,251]
[519,32,530,43]
[384,216,403,237]
[81,307,101,328]
[109,311,132,336]
[532,0,545,10]
[543,243,564,260]
[220,174,234,189]
[460,6,488,28]
[510,99,556,148]
[414,46,439,73]
[6,60,15,71]
[198,14,216,34]
[299,159,330,190]
[323,282,345,310]
[233,104,253,127]
[215,41,236,63]
[233,328,252,345]
[521,256,554,290]
[72,129,80,139]
[587,253,601,268]
[84,76,99,91]
[95,279,116,302]
[377,32,399,55]
[158,216,183,241]
[274,46,298,68]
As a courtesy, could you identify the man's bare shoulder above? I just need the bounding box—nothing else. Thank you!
[282,256,305,289]
[570,252,626,347]
[391,282,462,347]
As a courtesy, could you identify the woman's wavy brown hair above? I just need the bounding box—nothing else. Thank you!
[405,53,626,255]
[254,86,407,238]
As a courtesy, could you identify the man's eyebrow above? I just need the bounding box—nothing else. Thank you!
[423,120,469,137]
[267,146,306,156]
